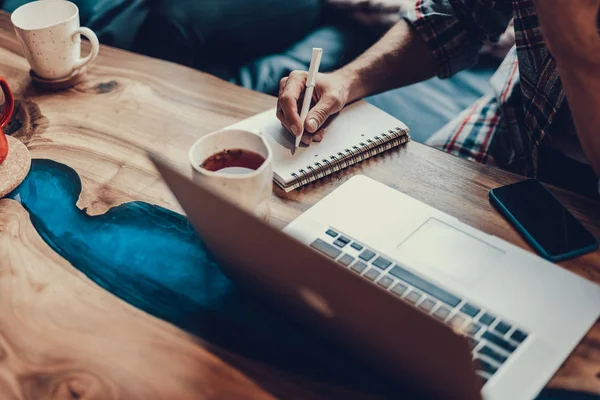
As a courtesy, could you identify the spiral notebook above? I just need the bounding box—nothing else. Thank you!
[228,100,410,192]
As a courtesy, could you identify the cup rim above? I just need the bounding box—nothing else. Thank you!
[11,0,79,31]
[189,129,273,180]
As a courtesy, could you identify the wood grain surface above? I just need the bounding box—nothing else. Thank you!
[0,10,598,398]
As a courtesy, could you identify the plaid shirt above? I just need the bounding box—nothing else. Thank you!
[404,0,566,177]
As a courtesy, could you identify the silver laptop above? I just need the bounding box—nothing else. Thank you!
[153,156,600,400]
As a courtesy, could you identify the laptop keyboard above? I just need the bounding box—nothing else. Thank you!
[311,229,530,384]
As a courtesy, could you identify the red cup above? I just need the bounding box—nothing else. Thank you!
[0,77,15,165]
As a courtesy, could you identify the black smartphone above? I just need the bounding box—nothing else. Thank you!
[489,179,598,262]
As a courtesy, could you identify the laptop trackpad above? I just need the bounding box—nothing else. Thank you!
[394,218,505,286]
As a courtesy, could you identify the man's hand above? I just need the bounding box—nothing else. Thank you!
[277,19,437,145]
[532,0,600,61]
[277,70,355,144]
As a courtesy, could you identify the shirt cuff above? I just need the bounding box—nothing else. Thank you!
[402,2,479,79]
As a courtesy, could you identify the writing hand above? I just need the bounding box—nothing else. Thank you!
[276,71,352,144]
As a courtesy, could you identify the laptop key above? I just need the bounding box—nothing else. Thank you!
[479,313,496,326]
[311,239,342,259]
[467,322,483,336]
[372,256,392,270]
[326,229,339,238]
[461,303,481,318]
[404,290,422,304]
[482,331,516,353]
[474,357,498,376]
[479,345,507,364]
[510,329,528,343]
[350,261,368,274]
[494,321,511,335]
[389,265,461,307]
[338,254,354,266]
[433,306,451,321]
[364,268,381,281]
[338,236,351,244]
[351,242,364,251]
[334,238,349,248]
[418,298,436,313]
[391,283,408,297]
[359,249,376,261]
[377,276,394,289]
[470,339,480,350]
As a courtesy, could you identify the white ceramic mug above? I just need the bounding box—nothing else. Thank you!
[189,129,273,221]
[11,0,100,80]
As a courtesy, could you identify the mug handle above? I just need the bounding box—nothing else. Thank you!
[0,77,14,129]
[73,27,100,71]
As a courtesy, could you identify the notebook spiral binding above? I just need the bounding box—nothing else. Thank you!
[290,127,410,190]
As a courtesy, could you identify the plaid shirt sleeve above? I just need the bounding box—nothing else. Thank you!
[403,0,513,78]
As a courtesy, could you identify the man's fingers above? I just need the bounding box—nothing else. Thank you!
[276,104,285,123]
[279,71,307,136]
[278,77,288,97]
[276,77,288,122]
[305,95,344,134]
[301,133,313,145]
[312,130,324,142]
[280,121,291,134]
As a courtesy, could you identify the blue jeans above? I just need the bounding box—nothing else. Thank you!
[4,0,322,61]
[134,0,323,68]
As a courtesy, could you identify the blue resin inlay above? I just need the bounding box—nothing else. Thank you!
[7,159,394,394]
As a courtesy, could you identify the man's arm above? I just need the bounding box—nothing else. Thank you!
[341,20,437,102]
[533,0,600,175]
[278,0,513,143]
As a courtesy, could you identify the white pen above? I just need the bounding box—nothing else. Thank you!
[295,48,323,152]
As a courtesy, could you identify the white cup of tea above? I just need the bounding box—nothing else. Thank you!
[189,129,273,221]
[11,0,100,80]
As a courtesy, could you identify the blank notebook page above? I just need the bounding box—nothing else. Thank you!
[227,100,408,187]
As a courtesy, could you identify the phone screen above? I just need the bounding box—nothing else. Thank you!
[491,179,598,258]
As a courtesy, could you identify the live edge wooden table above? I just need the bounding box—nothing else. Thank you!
[0,11,598,400]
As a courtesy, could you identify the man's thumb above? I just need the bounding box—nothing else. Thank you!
[305,96,342,133]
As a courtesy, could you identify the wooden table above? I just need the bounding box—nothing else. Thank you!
[0,11,598,399]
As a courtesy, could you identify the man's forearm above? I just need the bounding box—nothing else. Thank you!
[335,20,438,102]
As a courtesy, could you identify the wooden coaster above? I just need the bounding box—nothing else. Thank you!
[30,69,87,90]
[0,136,31,198]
